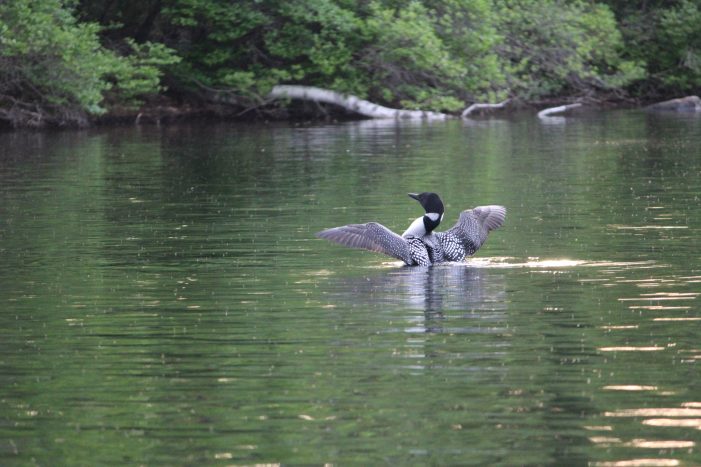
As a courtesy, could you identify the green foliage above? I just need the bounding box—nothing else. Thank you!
[0,0,109,123]
[3,0,701,127]
[104,39,180,107]
[424,0,506,98]
[130,0,653,111]
[601,0,701,96]
[152,0,508,111]
[655,1,701,90]
[160,0,362,101]
[361,2,460,108]
[495,0,644,99]
[0,0,176,127]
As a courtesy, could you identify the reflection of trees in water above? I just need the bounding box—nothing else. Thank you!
[326,264,508,333]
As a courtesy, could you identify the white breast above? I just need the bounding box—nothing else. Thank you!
[402,216,426,238]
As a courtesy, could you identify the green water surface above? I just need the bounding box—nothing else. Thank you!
[1,112,700,465]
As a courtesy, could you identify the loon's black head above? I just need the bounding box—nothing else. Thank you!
[408,192,444,234]
[408,192,444,215]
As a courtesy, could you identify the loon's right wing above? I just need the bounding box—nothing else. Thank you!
[316,222,412,263]
[454,205,507,250]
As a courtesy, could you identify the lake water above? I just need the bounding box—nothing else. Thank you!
[1,112,700,465]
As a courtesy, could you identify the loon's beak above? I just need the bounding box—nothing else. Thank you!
[408,193,420,201]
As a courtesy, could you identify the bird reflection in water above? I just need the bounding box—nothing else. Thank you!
[323,263,507,334]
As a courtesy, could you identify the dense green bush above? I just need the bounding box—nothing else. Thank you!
[606,0,701,97]
[0,0,177,127]
[495,0,645,100]
[153,0,506,111]
[359,0,504,110]
[154,0,362,105]
[152,0,506,110]
[658,1,701,91]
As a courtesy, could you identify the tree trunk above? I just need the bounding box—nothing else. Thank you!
[461,99,510,117]
[537,103,582,118]
[268,85,449,119]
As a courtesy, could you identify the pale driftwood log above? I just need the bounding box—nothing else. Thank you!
[537,103,582,118]
[461,99,510,118]
[268,85,449,119]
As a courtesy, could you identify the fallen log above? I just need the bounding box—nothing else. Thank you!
[268,85,449,119]
[537,103,582,118]
[461,99,510,118]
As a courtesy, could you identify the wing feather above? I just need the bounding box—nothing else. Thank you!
[453,205,507,251]
[470,205,507,232]
[316,222,411,263]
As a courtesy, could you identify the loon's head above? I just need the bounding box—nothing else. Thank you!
[408,192,444,233]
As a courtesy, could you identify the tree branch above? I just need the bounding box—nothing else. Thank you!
[537,102,582,118]
[461,99,511,117]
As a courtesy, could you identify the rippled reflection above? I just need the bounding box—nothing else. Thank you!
[627,439,694,448]
[594,460,680,467]
[653,317,701,321]
[603,385,658,391]
[619,292,699,301]
[605,407,701,417]
[642,419,701,427]
[598,346,666,352]
[322,263,507,331]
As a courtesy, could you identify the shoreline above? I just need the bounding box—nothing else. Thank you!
[96,95,637,126]
[3,94,699,131]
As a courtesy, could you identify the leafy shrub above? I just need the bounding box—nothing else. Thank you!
[495,0,644,100]
[0,0,177,127]
[655,0,701,91]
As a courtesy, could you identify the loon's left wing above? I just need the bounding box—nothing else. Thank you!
[316,222,412,263]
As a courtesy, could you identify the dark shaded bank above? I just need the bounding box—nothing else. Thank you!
[93,95,379,126]
[92,94,685,127]
[3,93,696,130]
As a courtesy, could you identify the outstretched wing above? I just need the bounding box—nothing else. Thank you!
[316,222,412,263]
[454,205,507,251]
[470,205,507,232]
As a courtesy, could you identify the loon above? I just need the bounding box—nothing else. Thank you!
[316,192,506,266]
